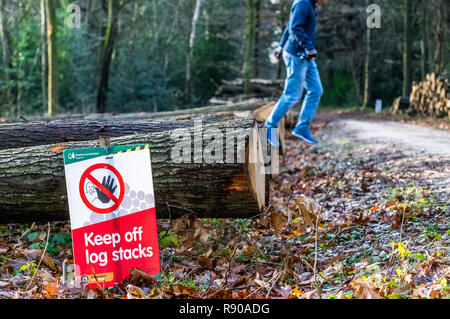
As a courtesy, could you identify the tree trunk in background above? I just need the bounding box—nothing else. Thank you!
[45,0,58,115]
[434,0,446,76]
[402,0,412,97]
[96,0,119,113]
[40,0,47,113]
[0,0,16,116]
[362,18,371,108]
[243,0,257,94]
[185,0,202,104]
[420,3,429,80]
[253,0,261,78]
[277,0,289,80]
[350,51,363,106]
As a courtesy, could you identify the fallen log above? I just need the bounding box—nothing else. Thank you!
[0,113,243,150]
[15,100,265,123]
[216,79,284,98]
[0,104,283,166]
[0,118,268,223]
[252,102,293,156]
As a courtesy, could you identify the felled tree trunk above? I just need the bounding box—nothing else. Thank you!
[17,100,264,123]
[0,114,242,150]
[0,118,268,223]
[252,102,288,155]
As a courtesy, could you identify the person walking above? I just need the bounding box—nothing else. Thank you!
[266,0,323,146]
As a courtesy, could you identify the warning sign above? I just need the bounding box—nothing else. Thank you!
[79,163,125,214]
[63,145,160,288]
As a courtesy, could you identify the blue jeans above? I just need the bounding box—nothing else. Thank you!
[265,51,323,131]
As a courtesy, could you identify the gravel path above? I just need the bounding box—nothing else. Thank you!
[330,119,450,156]
[316,118,450,203]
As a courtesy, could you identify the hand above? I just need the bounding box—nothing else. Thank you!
[306,48,317,61]
[274,47,283,60]
[95,175,117,204]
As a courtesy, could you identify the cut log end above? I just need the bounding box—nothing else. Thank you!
[247,124,267,212]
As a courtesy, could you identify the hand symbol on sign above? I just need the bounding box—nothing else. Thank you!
[95,175,118,204]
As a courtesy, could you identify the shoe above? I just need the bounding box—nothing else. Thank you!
[292,128,318,144]
[267,127,280,147]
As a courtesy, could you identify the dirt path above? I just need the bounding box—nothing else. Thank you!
[327,119,450,156]
[268,114,449,298]
[316,117,450,203]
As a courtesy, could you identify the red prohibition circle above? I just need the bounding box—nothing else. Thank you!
[79,163,125,214]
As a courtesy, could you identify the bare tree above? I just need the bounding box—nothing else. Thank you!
[434,0,447,76]
[402,0,412,97]
[0,0,16,115]
[185,0,202,104]
[243,0,258,94]
[97,0,120,113]
[362,0,372,108]
[45,0,58,115]
[40,0,47,112]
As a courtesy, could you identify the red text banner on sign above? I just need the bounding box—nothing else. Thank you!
[71,207,160,287]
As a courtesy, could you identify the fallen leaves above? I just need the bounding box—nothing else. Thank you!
[128,267,158,286]
[126,284,147,299]
[41,283,59,299]
[50,145,64,153]
[172,214,210,250]
[270,211,287,236]
[1,120,449,300]
[351,278,381,299]
[269,194,325,236]
[36,269,56,285]
[292,195,324,227]
[41,252,59,272]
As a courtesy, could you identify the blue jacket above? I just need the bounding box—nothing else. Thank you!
[280,0,317,57]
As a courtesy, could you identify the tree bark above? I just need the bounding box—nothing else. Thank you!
[253,0,261,78]
[185,0,202,104]
[0,115,250,150]
[0,118,267,222]
[362,16,371,108]
[96,0,119,113]
[243,0,257,94]
[40,0,47,114]
[18,100,264,123]
[0,0,16,115]
[434,0,447,76]
[350,51,363,106]
[402,0,412,97]
[276,0,289,80]
[45,0,58,115]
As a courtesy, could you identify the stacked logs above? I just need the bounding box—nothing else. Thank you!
[0,100,287,223]
[393,73,449,118]
[212,78,284,103]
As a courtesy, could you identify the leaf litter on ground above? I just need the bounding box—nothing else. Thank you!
[0,117,448,299]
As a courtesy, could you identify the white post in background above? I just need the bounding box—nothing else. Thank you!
[375,99,382,113]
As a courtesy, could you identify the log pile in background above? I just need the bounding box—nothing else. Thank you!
[392,73,449,118]
[211,78,284,104]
